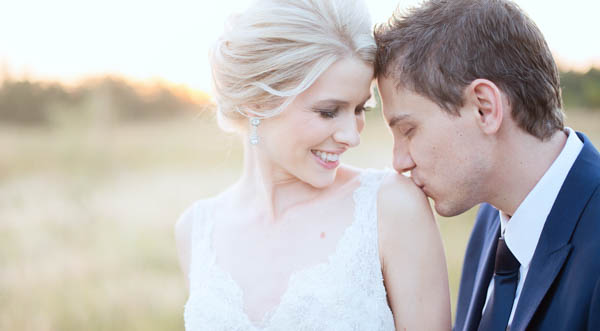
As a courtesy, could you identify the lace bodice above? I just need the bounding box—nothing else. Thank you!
[182,169,395,330]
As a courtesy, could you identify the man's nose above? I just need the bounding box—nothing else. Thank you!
[392,143,415,174]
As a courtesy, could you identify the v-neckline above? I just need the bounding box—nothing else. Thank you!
[204,172,368,330]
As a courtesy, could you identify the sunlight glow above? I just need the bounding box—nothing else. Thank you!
[1,0,598,92]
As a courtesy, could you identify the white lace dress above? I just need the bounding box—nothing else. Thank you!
[183,169,395,330]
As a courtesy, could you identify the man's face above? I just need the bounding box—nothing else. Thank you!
[377,76,491,217]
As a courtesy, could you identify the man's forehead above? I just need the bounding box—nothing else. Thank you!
[378,78,416,106]
[379,88,417,122]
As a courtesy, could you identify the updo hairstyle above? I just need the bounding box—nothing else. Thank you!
[210,0,376,131]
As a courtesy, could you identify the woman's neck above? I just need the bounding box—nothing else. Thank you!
[233,145,325,224]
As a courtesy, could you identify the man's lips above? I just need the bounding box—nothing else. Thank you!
[410,174,424,188]
[411,176,430,196]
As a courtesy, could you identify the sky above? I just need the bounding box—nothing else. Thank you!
[1,0,599,92]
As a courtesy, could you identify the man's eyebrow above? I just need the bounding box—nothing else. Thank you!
[388,114,412,127]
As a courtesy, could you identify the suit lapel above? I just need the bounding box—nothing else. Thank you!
[463,217,500,331]
[510,133,599,330]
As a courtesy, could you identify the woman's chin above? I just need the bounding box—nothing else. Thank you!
[305,171,337,189]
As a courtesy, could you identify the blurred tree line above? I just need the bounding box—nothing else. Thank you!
[561,68,600,110]
[0,76,210,126]
[1,68,599,126]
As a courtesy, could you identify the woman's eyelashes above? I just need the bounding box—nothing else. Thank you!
[314,105,369,119]
[316,107,339,119]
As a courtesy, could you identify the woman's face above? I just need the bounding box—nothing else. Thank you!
[257,57,374,188]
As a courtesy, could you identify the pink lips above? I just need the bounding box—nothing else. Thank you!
[312,151,340,170]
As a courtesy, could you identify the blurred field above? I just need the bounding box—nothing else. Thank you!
[1,108,599,330]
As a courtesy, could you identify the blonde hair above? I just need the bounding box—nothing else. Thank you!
[210,0,375,131]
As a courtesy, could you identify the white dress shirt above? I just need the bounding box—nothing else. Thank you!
[481,127,583,327]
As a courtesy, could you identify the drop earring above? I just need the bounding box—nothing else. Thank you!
[235,106,263,145]
[249,117,260,145]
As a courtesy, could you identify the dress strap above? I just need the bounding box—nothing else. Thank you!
[352,168,392,227]
[189,199,217,247]
[188,199,217,286]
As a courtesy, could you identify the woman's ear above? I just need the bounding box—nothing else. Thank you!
[465,79,505,135]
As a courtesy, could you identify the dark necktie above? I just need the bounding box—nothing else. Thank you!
[478,237,521,331]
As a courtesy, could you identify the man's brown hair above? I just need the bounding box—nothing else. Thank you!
[375,0,564,140]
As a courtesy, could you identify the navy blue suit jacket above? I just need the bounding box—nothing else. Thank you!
[454,132,600,331]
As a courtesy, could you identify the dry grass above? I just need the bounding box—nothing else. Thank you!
[1,108,598,330]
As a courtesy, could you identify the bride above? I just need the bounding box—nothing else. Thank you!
[175,0,451,330]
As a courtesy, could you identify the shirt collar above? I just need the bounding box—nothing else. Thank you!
[499,127,583,267]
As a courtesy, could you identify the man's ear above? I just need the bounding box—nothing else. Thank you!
[465,79,504,135]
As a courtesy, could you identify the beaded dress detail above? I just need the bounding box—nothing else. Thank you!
[182,169,395,330]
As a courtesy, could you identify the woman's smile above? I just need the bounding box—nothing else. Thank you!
[311,149,342,169]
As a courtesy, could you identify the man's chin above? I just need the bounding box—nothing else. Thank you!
[433,200,470,217]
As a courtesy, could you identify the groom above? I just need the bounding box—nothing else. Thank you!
[374,0,600,330]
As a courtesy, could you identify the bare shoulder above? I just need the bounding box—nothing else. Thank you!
[377,171,434,235]
[377,171,451,330]
[376,171,440,264]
